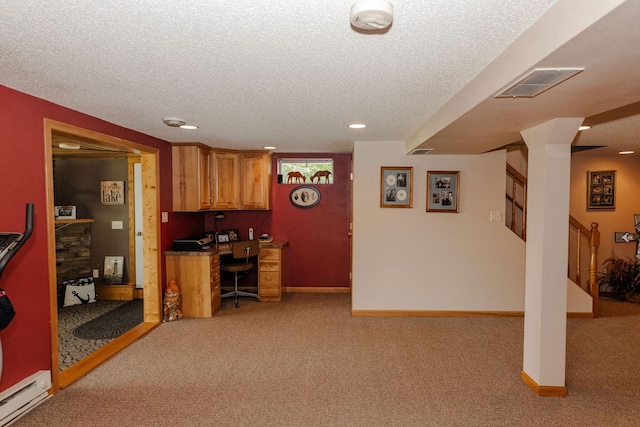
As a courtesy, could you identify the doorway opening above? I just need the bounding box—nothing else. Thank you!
[44,119,162,392]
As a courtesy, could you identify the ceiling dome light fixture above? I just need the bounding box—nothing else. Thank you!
[163,117,198,130]
[350,0,394,31]
[162,117,186,127]
[348,123,366,129]
[579,125,591,131]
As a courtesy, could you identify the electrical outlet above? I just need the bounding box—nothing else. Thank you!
[161,212,168,223]
[93,269,99,278]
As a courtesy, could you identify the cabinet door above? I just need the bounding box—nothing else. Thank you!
[172,144,213,211]
[198,147,213,210]
[240,153,271,210]
[212,151,240,209]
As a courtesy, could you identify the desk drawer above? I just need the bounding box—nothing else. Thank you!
[210,256,220,268]
[259,272,280,289]
[259,248,280,261]
[259,281,280,297]
[211,267,221,282]
[259,260,280,272]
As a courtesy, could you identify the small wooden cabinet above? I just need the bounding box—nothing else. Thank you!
[258,243,287,301]
[165,251,221,317]
[172,144,213,211]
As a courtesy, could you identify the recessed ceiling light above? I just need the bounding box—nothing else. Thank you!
[179,124,198,130]
[264,146,277,150]
[348,123,366,129]
[579,125,591,131]
[58,142,80,149]
[619,150,635,155]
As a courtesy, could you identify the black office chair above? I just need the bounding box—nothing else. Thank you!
[220,240,260,308]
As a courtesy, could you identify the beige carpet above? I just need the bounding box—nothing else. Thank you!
[14,294,640,426]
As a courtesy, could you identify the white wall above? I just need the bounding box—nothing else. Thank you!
[352,141,526,312]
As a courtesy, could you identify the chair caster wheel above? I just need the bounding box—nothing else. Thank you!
[234,302,240,308]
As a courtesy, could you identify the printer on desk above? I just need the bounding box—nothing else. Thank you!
[172,235,214,251]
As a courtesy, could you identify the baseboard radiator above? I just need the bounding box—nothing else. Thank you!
[0,370,51,426]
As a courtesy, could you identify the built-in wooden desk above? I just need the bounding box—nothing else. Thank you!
[165,240,288,316]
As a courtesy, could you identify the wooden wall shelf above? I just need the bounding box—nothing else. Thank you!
[55,218,94,224]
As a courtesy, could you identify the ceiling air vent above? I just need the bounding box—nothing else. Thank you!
[495,68,584,98]
[409,148,434,155]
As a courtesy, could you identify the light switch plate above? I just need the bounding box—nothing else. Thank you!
[490,211,503,222]
[161,212,168,223]
[112,220,123,229]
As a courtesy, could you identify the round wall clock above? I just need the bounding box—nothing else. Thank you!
[290,186,321,209]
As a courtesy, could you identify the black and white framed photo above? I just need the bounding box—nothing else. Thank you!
[426,171,460,213]
[54,205,77,220]
[290,186,321,208]
[216,233,230,243]
[104,256,124,284]
[587,170,615,209]
[380,167,413,208]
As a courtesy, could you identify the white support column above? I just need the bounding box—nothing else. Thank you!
[520,117,583,397]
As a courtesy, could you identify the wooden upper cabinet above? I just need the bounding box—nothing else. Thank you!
[173,143,272,212]
[240,152,271,210]
[172,144,213,211]
[212,151,240,210]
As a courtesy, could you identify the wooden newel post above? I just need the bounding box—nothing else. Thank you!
[589,222,600,318]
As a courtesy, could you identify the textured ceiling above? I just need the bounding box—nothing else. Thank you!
[1,0,639,156]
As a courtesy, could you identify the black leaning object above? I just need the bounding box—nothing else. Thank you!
[0,203,34,329]
[0,290,15,330]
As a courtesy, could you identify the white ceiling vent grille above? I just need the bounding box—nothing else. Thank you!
[409,148,434,155]
[496,68,584,98]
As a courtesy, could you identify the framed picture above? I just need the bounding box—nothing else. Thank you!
[54,205,76,220]
[216,233,230,243]
[587,170,615,209]
[222,229,239,241]
[426,171,460,213]
[101,180,125,205]
[380,167,413,208]
[104,256,124,284]
[290,186,321,209]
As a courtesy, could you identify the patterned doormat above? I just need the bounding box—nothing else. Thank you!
[73,299,143,340]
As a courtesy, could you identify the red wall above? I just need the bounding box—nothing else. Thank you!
[0,83,350,392]
[0,85,202,391]
[205,153,352,289]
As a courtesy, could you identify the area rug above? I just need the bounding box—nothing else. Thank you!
[73,299,143,340]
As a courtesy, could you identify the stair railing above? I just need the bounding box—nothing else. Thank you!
[506,165,600,317]
[506,164,527,241]
[568,217,600,317]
